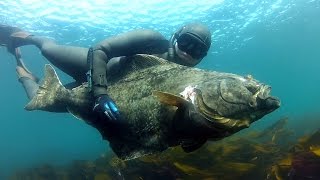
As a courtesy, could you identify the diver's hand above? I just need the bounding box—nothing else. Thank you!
[93,94,121,121]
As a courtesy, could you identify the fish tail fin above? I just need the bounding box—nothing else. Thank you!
[24,64,67,111]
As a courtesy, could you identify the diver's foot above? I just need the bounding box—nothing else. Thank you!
[0,25,31,54]
[16,66,39,83]
[14,48,32,74]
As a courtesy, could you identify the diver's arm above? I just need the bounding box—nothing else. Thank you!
[91,49,109,97]
[94,29,169,59]
[106,57,126,76]
[92,29,169,96]
[91,29,169,122]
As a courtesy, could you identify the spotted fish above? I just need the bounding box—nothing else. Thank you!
[25,55,280,160]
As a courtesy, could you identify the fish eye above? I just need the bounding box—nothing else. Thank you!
[247,86,258,93]
[249,100,257,107]
[246,83,260,94]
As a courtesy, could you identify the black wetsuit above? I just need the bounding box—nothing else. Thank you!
[15,29,194,139]
[19,29,173,101]
[91,30,169,97]
[23,29,169,97]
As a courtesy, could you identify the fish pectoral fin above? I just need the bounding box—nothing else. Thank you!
[152,90,189,107]
[67,107,85,121]
[181,138,207,153]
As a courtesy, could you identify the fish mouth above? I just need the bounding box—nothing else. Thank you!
[255,85,281,111]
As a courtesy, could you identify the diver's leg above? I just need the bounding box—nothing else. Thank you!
[0,25,31,53]
[16,67,39,100]
[15,48,69,113]
[14,48,40,99]
[33,37,89,82]
[0,25,88,82]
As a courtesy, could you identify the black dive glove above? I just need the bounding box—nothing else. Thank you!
[93,94,121,122]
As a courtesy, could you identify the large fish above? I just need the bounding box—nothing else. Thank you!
[25,55,280,160]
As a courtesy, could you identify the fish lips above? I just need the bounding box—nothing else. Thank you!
[256,85,281,111]
[256,95,281,112]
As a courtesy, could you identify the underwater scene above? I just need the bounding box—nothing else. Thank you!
[0,0,319,179]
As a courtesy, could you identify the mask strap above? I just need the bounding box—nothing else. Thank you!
[168,26,185,60]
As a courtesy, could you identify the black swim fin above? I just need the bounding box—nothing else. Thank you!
[0,25,31,54]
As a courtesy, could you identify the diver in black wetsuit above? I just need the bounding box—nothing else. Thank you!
[1,22,212,130]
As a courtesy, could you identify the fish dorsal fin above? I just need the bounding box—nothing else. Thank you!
[152,90,190,107]
[108,55,174,83]
[129,54,170,71]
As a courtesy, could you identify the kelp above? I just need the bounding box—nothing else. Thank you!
[10,116,320,180]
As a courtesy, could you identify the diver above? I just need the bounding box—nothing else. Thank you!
[0,22,212,134]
